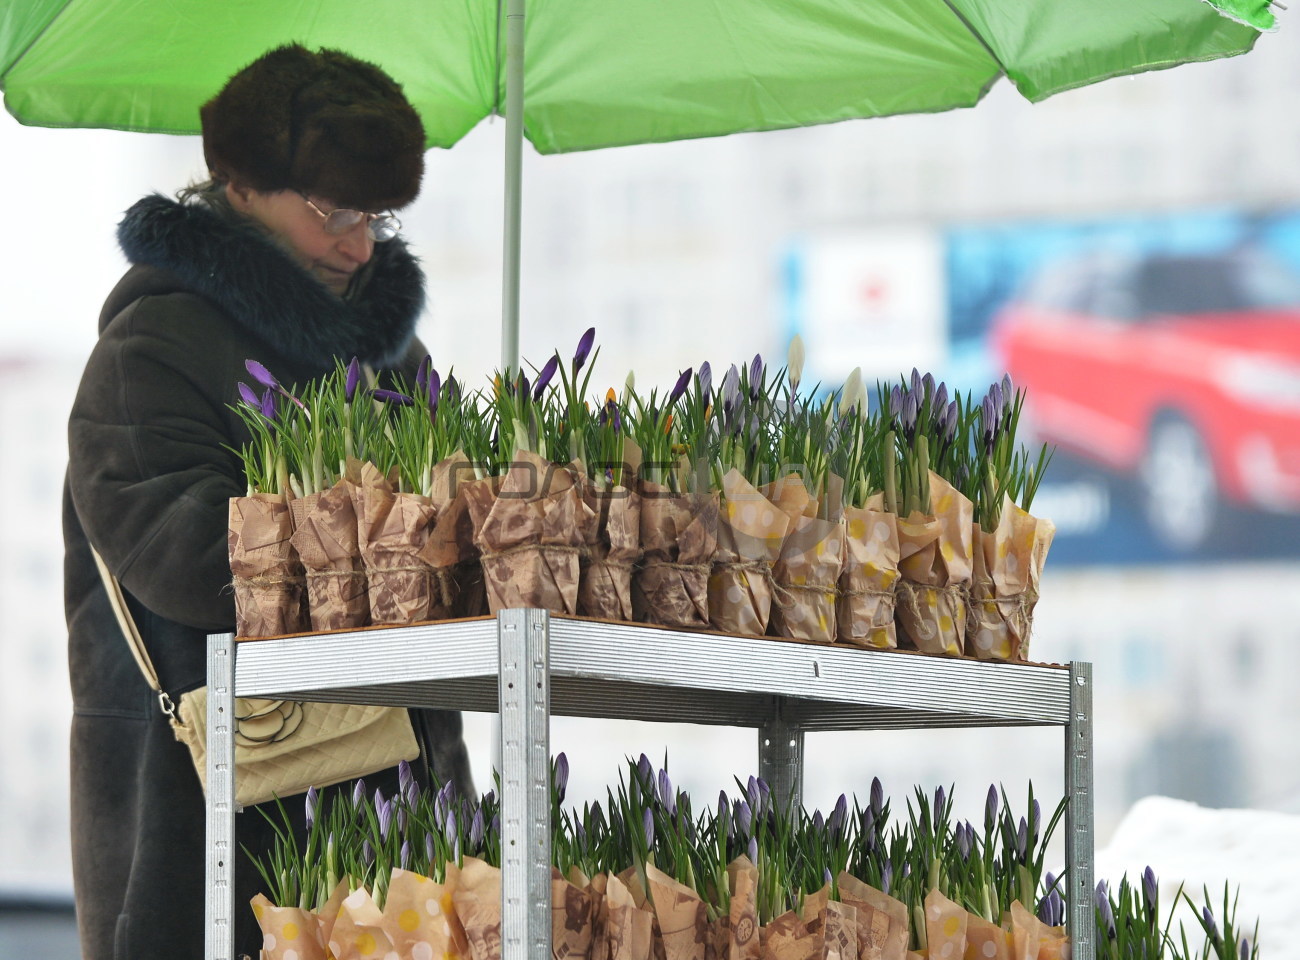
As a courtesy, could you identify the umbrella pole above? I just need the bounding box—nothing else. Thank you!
[501,0,525,375]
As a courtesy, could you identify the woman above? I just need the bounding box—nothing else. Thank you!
[63,45,472,960]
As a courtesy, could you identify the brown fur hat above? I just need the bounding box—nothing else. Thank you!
[201,44,425,211]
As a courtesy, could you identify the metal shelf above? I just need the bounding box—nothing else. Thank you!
[205,610,1093,960]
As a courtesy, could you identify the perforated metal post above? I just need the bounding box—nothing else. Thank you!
[206,632,237,960]
[758,709,805,814]
[1066,662,1095,960]
[498,609,552,960]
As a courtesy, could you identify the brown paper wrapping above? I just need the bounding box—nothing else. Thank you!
[328,885,396,960]
[837,494,901,650]
[452,857,502,960]
[604,873,655,960]
[836,873,909,960]
[647,865,712,960]
[708,469,790,636]
[379,867,465,960]
[800,885,859,960]
[452,474,501,616]
[967,497,1055,662]
[251,893,327,960]
[289,480,369,632]
[468,450,593,614]
[923,889,967,960]
[554,867,598,960]
[761,911,821,960]
[577,442,643,621]
[720,857,761,960]
[634,481,720,628]
[962,914,1010,960]
[1007,902,1067,960]
[352,461,442,626]
[229,492,308,638]
[896,473,974,656]
[415,452,483,620]
[590,873,611,960]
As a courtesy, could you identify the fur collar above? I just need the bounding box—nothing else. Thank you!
[116,193,424,369]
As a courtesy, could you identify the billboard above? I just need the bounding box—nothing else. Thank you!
[786,209,1300,564]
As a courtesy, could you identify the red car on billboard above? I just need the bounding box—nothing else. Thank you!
[991,247,1300,552]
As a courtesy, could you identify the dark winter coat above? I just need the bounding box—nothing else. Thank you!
[64,193,473,960]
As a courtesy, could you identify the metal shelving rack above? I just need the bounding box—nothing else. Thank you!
[205,610,1093,960]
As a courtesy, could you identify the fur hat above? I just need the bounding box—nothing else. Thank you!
[201,44,425,211]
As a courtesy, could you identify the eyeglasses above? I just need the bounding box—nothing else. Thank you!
[299,193,401,242]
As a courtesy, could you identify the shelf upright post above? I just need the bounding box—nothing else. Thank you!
[498,609,552,960]
[758,705,805,813]
[206,632,238,960]
[1065,662,1095,960]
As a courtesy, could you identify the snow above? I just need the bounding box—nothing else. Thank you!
[1094,796,1300,958]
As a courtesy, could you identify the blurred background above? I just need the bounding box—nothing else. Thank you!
[3,16,1300,956]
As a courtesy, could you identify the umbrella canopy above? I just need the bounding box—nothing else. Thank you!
[2,0,1271,154]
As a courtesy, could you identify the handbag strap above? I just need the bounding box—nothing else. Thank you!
[89,546,179,720]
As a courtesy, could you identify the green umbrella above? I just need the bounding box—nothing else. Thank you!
[1,0,1275,368]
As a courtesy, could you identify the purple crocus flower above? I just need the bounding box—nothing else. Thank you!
[1240,937,1252,960]
[748,354,764,400]
[555,752,569,803]
[812,809,825,832]
[901,391,918,435]
[377,796,393,842]
[427,370,442,418]
[933,786,945,831]
[398,760,413,798]
[372,387,414,406]
[1016,817,1028,863]
[642,807,654,849]
[985,785,999,832]
[305,786,318,832]
[888,385,903,419]
[823,867,833,887]
[1142,866,1158,912]
[362,840,374,868]
[574,327,597,372]
[352,778,366,810]
[988,380,1004,422]
[657,768,674,814]
[444,808,458,848]
[1203,906,1220,945]
[416,355,431,392]
[698,362,713,405]
[871,778,885,819]
[829,794,848,835]
[401,839,412,871]
[1002,373,1014,402]
[246,359,280,389]
[747,836,758,864]
[533,355,560,401]
[922,371,935,399]
[446,375,461,403]
[881,860,893,896]
[237,382,260,407]
[518,372,530,398]
[469,807,485,849]
[756,778,771,812]
[1030,799,1041,846]
[735,799,753,838]
[943,401,960,441]
[397,806,408,835]
[636,754,653,788]
[345,357,361,402]
[668,367,693,406]
[910,367,923,397]
[933,382,948,415]
[425,833,436,864]
[956,821,971,860]
[259,388,276,421]
[862,811,877,852]
[403,778,419,810]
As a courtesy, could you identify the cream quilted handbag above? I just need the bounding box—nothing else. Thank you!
[92,547,418,808]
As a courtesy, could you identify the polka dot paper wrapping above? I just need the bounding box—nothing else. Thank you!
[762,474,843,644]
[251,893,327,960]
[896,473,974,657]
[963,912,1011,960]
[708,469,791,636]
[924,888,968,960]
[1008,902,1066,960]
[380,867,466,960]
[837,497,901,650]
[968,497,1056,662]
[328,885,395,960]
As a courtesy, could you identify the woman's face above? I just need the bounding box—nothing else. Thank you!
[227,183,374,296]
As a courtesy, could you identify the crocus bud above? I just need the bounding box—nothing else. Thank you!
[922,371,935,399]
[345,357,361,402]
[901,391,918,435]
[1203,907,1220,945]
[839,367,864,417]
[1016,817,1028,862]
[446,375,461,403]
[470,807,485,849]
[823,866,833,888]
[378,797,393,842]
[736,800,753,838]
[698,361,713,404]
[397,806,407,835]
[372,387,414,406]
[574,327,596,372]
[669,367,693,405]
[428,370,441,417]
[416,355,431,392]
[985,785,999,832]
[933,382,948,415]
[747,836,759,864]
[756,777,771,812]
[787,335,805,391]
[812,809,825,832]
[956,822,972,860]
[749,353,764,394]
[829,794,848,835]
[259,388,276,421]
[304,786,318,832]
[910,367,923,397]
[1002,373,1014,402]
[881,860,893,895]
[888,384,903,419]
[1142,866,1158,912]
[642,807,655,849]
[1095,880,1109,915]
[352,778,366,811]
[871,778,885,819]
[722,364,740,413]
[444,808,458,848]
[1240,937,1251,960]
[533,355,559,400]
[933,786,945,831]
[398,760,413,798]
[1031,799,1041,846]
[555,753,569,803]
[237,382,259,407]
[637,754,653,787]
[657,768,674,814]
[425,833,436,865]
[246,359,280,389]
[401,839,412,870]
